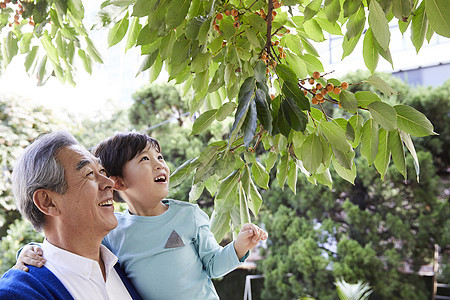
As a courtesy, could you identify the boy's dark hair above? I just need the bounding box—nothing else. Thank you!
[94,132,161,177]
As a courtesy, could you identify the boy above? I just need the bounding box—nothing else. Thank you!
[16,132,268,300]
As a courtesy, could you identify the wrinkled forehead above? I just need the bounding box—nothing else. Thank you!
[56,144,100,170]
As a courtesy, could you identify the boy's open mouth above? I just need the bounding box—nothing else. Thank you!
[154,175,167,183]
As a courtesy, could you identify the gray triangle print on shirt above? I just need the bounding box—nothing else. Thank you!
[164,230,185,248]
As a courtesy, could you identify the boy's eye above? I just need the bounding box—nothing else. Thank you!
[141,156,149,161]
[158,155,164,160]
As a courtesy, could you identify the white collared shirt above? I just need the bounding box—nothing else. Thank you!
[42,239,133,300]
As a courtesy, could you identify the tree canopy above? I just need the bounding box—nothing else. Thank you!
[0,0,447,237]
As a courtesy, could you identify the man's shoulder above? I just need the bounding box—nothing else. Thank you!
[0,266,73,299]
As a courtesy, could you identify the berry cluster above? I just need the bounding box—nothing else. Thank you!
[0,0,34,27]
[301,71,349,105]
[213,7,241,31]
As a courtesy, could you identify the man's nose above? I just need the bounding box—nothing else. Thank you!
[99,173,114,190]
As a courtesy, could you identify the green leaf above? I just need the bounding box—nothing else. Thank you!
[24,46,39,72]
[361,118,379,165]
[166,0,191,30]
[301,37,320,57]
[283,98,308,132]
[366,75,396,96]
[368,101,398,131]
[300,53,324,73]
[303,19,325,42]
[348,114,364,148]
[425,0,450,38]
[229,91,253,145]
[355,91,381,108]
[332,155,356,184]
[399,130,420,181]
[304,0,322,21]
[277,153,290,189]
[276,64,298,83]
[299,134,322,173]
[342,30,362,59]
[265,152,278,172]
[389,130,407,178]
[254,60,267,83]
[285,52,308,79]
[255,89,273,134]
[374,128,390,179]
[319,121,351,153]
[245,27,263,49]
[136,51,158,76]
[41,32,59,65]
[363,28,379,74]
[191,52,211,73]
[324,0,340,23]
[108,11,129,47]
[216,169,241,200]
[344,0,361,17]
[210,210,231,242]
[369,0,391,50]
[411,1,428,53]
[239,182,250,225]
[132,0,157,17]
[78,49,92,74]
[393,0,412,20]
[170,35,190,65]
[315,17,343,35]
[85,37,104,64]
[332,147,354,170]
[216,102,237,121]
[170,158,195,187]
[186,17,204,40]
[20,32,33,54]
[242,101,258,147]
[252,161,270,189]
[67,0,84,20]
[248,181,263,216]
[287,159,298,194]
[346,5,365,39]
[282,81,310,111]
[394,105,436,137]
[125,17,142,52]
[191,109,218,135]
[339,90,358,114]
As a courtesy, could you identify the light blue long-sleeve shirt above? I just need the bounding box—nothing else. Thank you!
[102,199,246,300]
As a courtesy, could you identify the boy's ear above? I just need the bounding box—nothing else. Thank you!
[110,176,126,191]
[33,189,60,216]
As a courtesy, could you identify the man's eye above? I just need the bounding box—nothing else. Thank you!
[99,169,109,176]
[86,171,94,177]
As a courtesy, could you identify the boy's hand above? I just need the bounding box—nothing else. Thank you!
[13,245,45,272]
[234,223,268,260]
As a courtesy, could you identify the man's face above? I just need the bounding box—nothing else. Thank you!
[53,145,117,238]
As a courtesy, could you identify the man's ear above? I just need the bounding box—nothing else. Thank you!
[110,176,126,191]
[33,189,60,216]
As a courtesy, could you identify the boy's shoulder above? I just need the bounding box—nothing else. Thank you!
[165,199,199,210]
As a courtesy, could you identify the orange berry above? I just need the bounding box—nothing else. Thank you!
[216,13,223,20]
[316,83,322,90]
[274,40,280,45]
[312,88,317,94]
[300,80,306,85]
[270,94,275,100]
[266,67,270,74]
[260,8,265,14]
[333,87,341,94]
[234,16,239,21]
[341,82,349,89]
[233,21,240,28]
[338,102,342,108]
[326,83,334,92]
[225,10,231,16]
[286,29,290,34]
[319,98,325,104]
[231,9,238,16]
[0,2,6,9]
[261,13,267,19]
[308,78,315,85]
[311,97,319,105]
[312,71,320,79]
[271,41,275,46]
[214,24,220,31]
[273,2,281,8]
[316,93,324,101]
[303,90,308,96]
[278,47,283,53]
[222,41,227,47]
[272,11,277,17]
[321,89,327,96]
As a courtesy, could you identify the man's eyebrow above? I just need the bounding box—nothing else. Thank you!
[76,160,90,171]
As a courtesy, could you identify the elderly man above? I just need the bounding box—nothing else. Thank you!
[0,131,142,299]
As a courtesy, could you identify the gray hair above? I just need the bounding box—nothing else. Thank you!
[12,131,79,231]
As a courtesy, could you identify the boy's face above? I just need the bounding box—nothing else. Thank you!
[121,144,170,202]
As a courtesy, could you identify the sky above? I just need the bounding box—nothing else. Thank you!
[0,2,449,120]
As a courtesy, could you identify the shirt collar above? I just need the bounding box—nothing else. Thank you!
[42,239,118,280]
